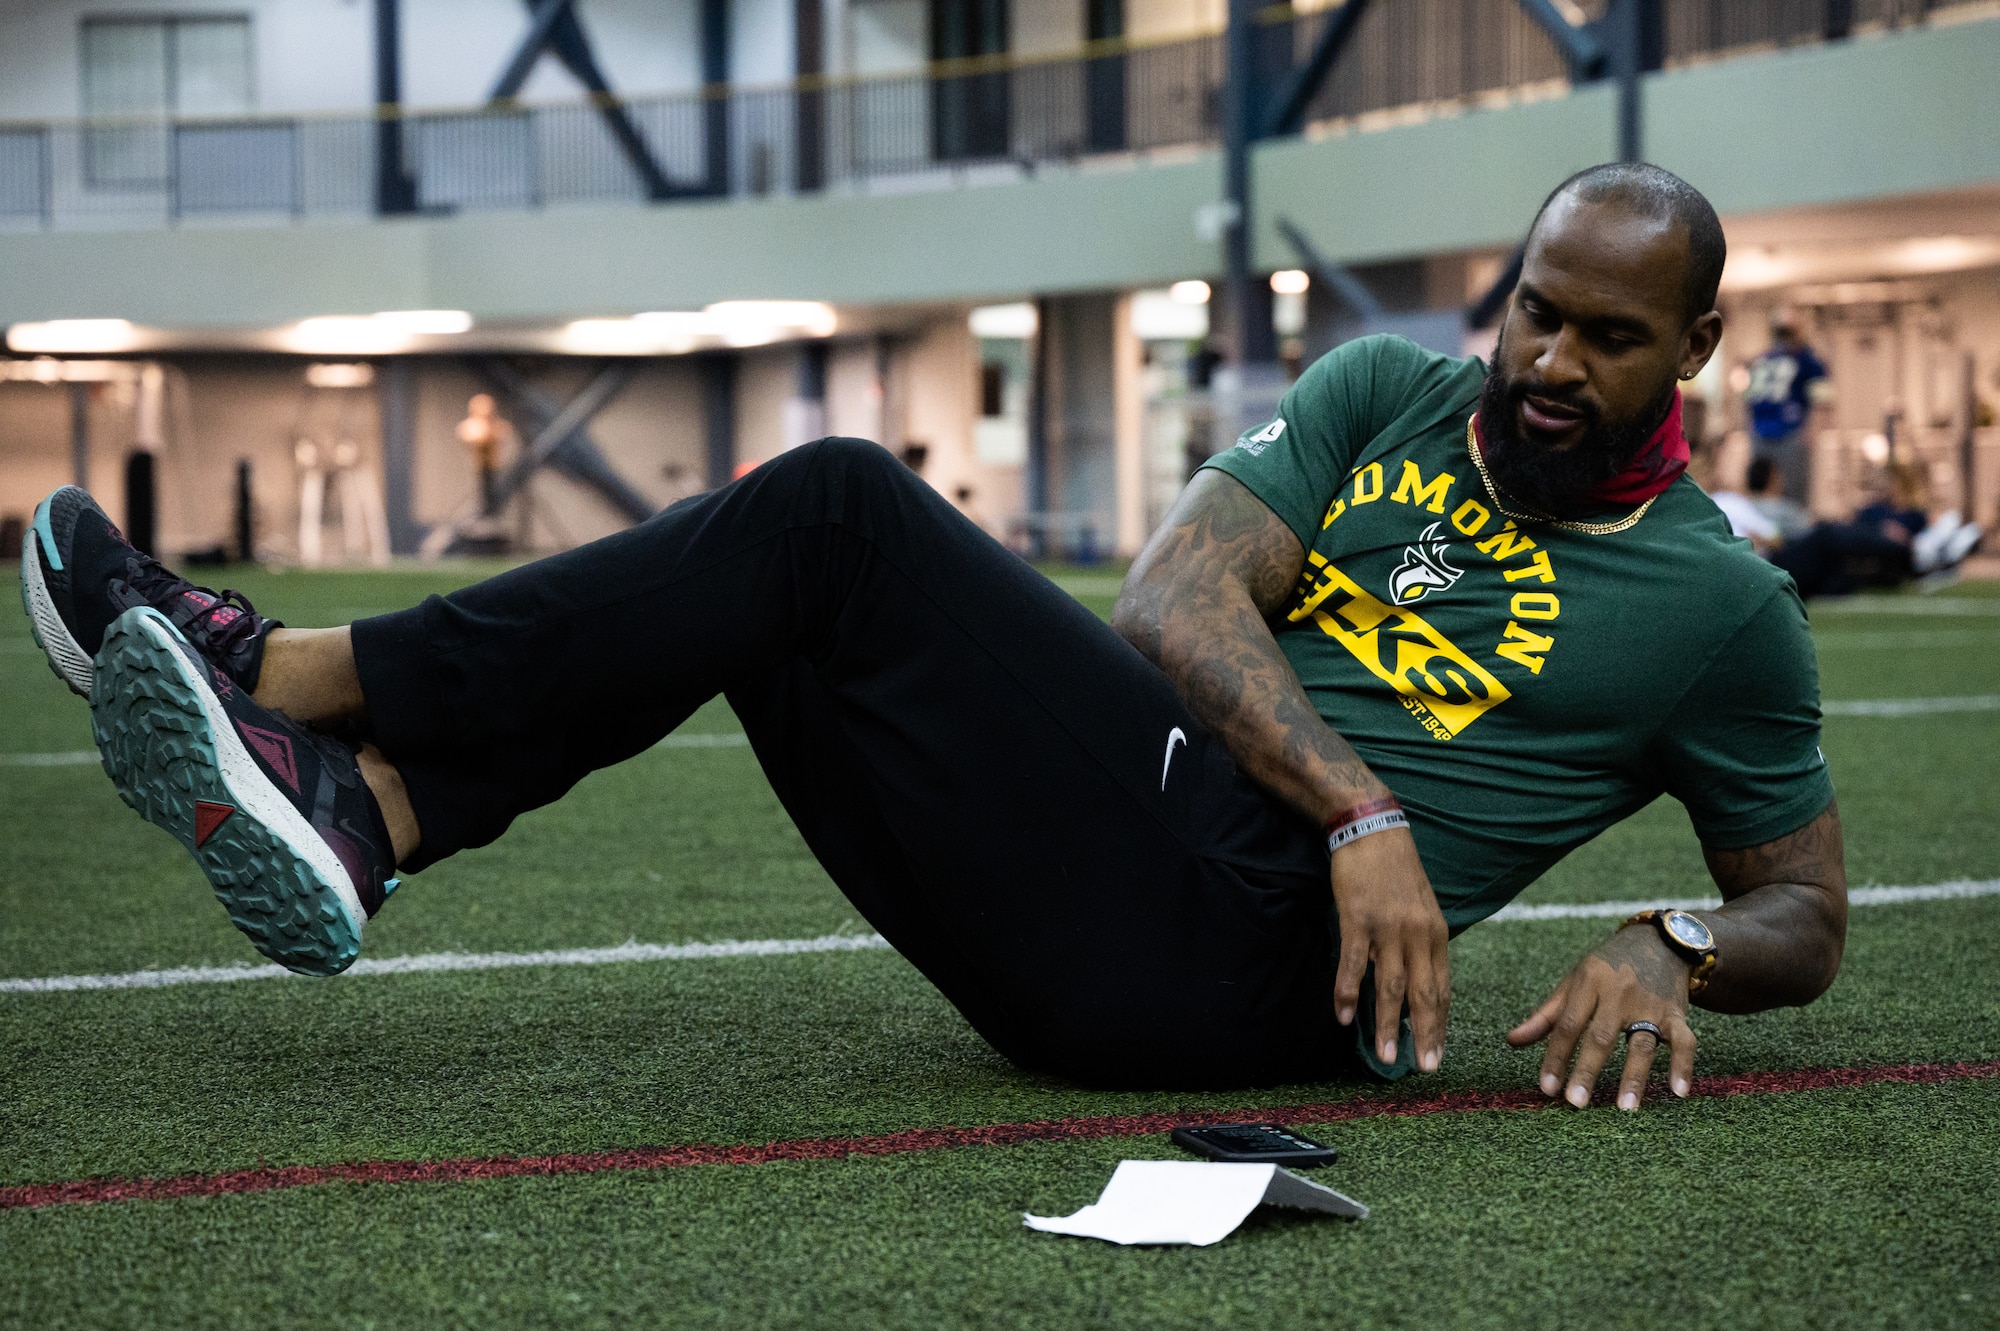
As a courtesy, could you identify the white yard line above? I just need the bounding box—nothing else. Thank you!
[0,932,895,993]
[0,751,98,767]
[1487,878,2000,921]
[9,690,1997,773]
[0,734,751,768]
[5,880,1995,996]
[2,690,1994,776]
[1822,695,2000,717]
[1812,597,2000,617]
[1813,629,2000,650]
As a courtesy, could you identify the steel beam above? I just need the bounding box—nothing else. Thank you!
[490,0,576,99]
[703,354,737,489]
[69,382,90,489]
[794,0,825,191]
[702,0,731,196]
[473,359,654,523]
[1221,0,1257,367]
[1516,0,1605,81]
[1261,0,1369,139]
[1608,0,1663,162]
[1275,216,1384,325]
[373,0,418,214]
[1027,298,1050,554]
[1467,247,1525,331]
[490,0,677,200]
[377,357,421,553]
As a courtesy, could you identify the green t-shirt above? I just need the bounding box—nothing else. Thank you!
[1202,335,1833,931]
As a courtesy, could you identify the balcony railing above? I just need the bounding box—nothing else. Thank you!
[0,0,1963,232]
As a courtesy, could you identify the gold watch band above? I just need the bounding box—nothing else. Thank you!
[1619,909,1717,996]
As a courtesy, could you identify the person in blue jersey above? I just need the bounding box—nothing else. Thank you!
[1743,320,1832,507]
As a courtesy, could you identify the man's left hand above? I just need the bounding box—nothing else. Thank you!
[1505,926,1697,1110]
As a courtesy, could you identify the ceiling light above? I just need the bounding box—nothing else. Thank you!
[305,363,377,389]
[558,318,667,354]
[634,311,718,336]
[1269,270,1310,295]
[1131,290,1209,341]
[1169,280,1211,306]
[5,319,140,354]
[969,303,1037,338]
[371,310,473,335]
[704,301,838,338]
[0,357,137,382]
[282,317,413,355]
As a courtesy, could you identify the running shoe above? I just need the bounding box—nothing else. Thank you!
[1940,521,1984,569]
[91,605,399,976]
[20,485,277,699]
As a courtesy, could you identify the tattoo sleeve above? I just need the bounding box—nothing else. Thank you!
[1111,470,1387,822]
[1693,799,1848,1012]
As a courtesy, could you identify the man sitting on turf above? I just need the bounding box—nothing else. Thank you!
[22,162,1846,1109]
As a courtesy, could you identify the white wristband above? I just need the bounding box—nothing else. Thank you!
[1326,809,1409,853]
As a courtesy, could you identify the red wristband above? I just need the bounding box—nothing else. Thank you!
[1323,797,1402,835]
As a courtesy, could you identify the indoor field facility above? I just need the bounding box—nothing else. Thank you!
[2,0,1997,1326]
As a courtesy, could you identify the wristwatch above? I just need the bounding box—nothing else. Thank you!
[1620,909,1718,996]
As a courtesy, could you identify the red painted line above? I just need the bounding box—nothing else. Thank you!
[5,1058,1994,1212]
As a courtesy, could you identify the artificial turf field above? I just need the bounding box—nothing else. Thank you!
[2,560,1997,1330]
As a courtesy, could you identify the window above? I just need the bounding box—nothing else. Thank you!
[81,15,253,187]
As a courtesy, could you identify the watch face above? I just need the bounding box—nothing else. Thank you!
[1663,911,1715,953]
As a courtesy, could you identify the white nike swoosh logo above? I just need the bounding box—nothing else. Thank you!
[1161,727,1187,791]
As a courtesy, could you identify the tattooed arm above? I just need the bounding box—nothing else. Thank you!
[1113,469,1452,1073]
[1694,800,1848,1011]
[1507,800,1847,1110]
[1113,467,1384,814]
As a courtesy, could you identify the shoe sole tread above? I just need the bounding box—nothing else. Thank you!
[20,497,92,697]
[91,610,362,976]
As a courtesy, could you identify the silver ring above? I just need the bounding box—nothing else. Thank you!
[1624,1020,1664,1042]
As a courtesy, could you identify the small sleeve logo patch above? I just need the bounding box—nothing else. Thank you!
[1236,418,1286,455]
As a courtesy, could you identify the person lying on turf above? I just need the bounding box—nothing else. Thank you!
[21,162,1846,1107]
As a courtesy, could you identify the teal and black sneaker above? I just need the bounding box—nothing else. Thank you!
[90,606,399,976]
[21,485,277,699]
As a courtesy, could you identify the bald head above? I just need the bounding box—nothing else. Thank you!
[1527,163,1726,326]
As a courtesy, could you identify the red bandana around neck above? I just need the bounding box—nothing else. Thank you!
[1472,389,1689,510]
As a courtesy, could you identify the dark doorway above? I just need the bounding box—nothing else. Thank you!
[930,0,1010,162]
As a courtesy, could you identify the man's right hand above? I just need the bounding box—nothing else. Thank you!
[1329,825,1450,1071]
[1112,470,1452,1073]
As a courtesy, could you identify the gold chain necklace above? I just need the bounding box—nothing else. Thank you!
[1463,416,1657,537]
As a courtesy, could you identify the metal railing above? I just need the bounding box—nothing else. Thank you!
[0,0,1972,232]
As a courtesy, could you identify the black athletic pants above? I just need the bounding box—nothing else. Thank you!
[351,439,1349,1088]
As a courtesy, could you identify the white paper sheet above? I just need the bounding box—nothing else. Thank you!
[1023,1160,1368,1246]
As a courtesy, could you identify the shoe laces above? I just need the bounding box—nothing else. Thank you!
[122,556,265,659]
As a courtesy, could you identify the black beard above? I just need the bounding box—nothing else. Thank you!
[1475,348,1675,521]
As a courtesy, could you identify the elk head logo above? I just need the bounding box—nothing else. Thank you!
[1389,523,1463,604]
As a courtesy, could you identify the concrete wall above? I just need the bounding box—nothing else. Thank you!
[0,0,1231,122]
[0,0,786,123]
[5,16,1995,328]
[0,356,712,559]
[732,317,1023,537]
[0,0,373,120]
